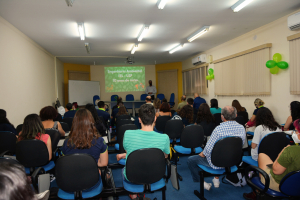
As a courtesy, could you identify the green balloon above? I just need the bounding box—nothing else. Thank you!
[208,68,214,75]
[270,66,279,74]
[266,60,277,68]
[273,53,282,62]
[277,61,289,69]
[206,75,210,80]
[211,74,214,79]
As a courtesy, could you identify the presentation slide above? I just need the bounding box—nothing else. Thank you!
[104,66,145,93]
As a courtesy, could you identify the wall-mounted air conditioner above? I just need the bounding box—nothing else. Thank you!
[192,54,206,65]
[288,11,300,31]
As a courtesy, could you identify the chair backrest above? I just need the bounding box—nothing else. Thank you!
[45,129,60,151]
[93,95,100,105]
[157,94,165,101]
[116,119,133,133]
[56,154,99,192]
[60,122,70,133]
[198,121,216,137]
[258,132,288,162]
[111,95,118,101]
[140,94,147,100]
[126,94,134,101]
[116,114,131,121]
[61,117,73,130]
[279,170,300,197]
[16,124,23,135]
[16,140,49,168]
[237,111,249,123]
[235,116,246,127]
[165,120,184,139]
[213,113,222,127]
[155,116,171,132]
[211,137,243,168]
[180,125,205,149]
[169,93,175,102]
[0,157,22,166]
[126,148,166,185]
[0,131,17,155]
[117,124,138,153]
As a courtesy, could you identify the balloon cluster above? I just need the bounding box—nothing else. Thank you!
[206,68,214,80]
[266,53,289,74]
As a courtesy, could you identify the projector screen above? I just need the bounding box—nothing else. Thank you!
[69,80,100,105]
[104,66,145,93]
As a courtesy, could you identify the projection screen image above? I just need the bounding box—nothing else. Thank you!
[104,66,145,93]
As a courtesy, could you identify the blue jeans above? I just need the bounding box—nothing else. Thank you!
[187,155,211,182]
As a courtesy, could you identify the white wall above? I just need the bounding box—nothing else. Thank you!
[90,65,156,101]
[182,9,300,124]
[0,16,56,126]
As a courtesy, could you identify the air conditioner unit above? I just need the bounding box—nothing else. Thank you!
[288,11,300,31]
[192,54,207,65]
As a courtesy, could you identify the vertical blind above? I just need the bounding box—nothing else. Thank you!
[290,37,300,94]
[183,66,206,96]
[214,48,271,96]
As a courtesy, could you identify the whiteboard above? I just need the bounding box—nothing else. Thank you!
[69,80,100,105]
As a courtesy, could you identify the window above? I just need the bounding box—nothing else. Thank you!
[288,33,300,94]
[182,64,207,96]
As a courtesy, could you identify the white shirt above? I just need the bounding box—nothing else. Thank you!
[145,86,157,95]
[251,125,281,161]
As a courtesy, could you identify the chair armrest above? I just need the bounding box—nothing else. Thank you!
[0,150,11,157]
[245,165,270,194]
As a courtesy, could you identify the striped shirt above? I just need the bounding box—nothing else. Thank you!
[203,121,246,169]
[123,130,170,180]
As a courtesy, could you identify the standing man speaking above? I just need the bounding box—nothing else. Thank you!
[145,80,157,100]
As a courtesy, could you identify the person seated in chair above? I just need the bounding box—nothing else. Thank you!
[153,98,161,113]
[187,106,245,190]
[155,102,172,117]
[177,95,187,111]
[63,103,77,118]
[40,106,65,137]
[112,97,122,111]
[18,114,52,160]
[210,99,221,115]
[111,101,127,126]
[0,109,17,135]
[196,103,216,137]
[85,104,106,136]
[116,105,129,119]
[283,101,300,131]
[177,105,193,127]
[97,101,110,124]
[245,98,265,128]
[145,96,153,105]
[61,109,108,170]
[243,119,300,200]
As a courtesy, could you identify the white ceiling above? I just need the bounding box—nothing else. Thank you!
[1,0,300,65]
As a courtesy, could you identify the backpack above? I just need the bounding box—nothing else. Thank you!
[223,172,246,187]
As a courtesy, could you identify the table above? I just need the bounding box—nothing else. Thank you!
[103,100,145,117]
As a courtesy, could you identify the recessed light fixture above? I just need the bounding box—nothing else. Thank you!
[187,26,210,42]
[78,23,85,40]
[137,25,150,42]
[65,0,74,7]
[169,44,184,54]
[85,43,90,54]
[157,0,168,9]
[231,0,253,12]
[131,44,139,54]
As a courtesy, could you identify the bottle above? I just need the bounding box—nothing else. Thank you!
[109,126,112,134]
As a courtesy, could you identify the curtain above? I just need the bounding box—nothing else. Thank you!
[290,38,300,94]
[183,66,206,96]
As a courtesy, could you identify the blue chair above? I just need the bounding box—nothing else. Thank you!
[0,131,16,156]
[123,148,170,200]
[194,137,243,200]
[126,94,134,114]
[111,95,118,101]
[242,132,288,167]
[157,94,165,101]
[93,95,100,106]
[165,120,184,145]
[56,154,103,200]
[168,93,175,108]
[140,94,147,100]
[154,116,171,133]
[245,165,300,199]
[247,131,254,136]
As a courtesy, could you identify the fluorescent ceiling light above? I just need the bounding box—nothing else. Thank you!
[157,0,168,9]
[137,25,150,42]
[78,23,85,40]
[85,43,90,54]
[65,0,74,7]
[231,0,253,12]
[169,44,184,54]
[187,26,210,42]
[131,44,139,54]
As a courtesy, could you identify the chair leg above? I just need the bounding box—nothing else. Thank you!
[74,191,83,200]
[162,186,166,200]
[194,171,206,200]
[173,152,183,181]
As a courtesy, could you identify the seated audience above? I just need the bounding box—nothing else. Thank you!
[187,106,245,190]
[97,101,110,123]
[153,98,161,113]
[187,98,194,106]
[72,102,79,110]
[61,109,108,168]
[210,99,221,115]
[232,99,248,122]
[178,105,193,127]
[116,105,130,118]
[111,101,125,126]
[177,95,187,111]
[156,102,172,117]
[85,104,106,136]
[63,103,77,118]
[18,114,52,160]
[162,98,168,103]
[0,109,17,135]
[246,98,265,128]
[95,99,101,109]
[196,103,216,137]
[40,106,65,137]
[145,95,153,105]
[193,93,206,113]
[112,97,122,111]
[283,101,300,131]
[251,107,281,161]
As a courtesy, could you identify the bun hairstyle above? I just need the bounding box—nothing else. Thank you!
[254,98,264,107]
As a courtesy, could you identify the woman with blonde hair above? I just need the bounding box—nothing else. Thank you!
[153,98,161,113]
[246,98,265,128]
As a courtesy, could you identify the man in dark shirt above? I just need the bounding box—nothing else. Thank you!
[63,103,77,118]
[97,101,110,124]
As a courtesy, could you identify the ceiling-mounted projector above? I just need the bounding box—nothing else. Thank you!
[125,56,135,64]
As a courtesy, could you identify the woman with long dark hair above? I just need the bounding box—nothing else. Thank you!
[85,104,106,136]
[0,109,17,135]
[283,101,300,131]
[196,103,216,136]
[61,109,108,167]
[178,105,193,126]
[251,107,281,161]
[18,114,52,160]
[210,99,221,115]
[156,102,172,117]
[40,106,65,136]
[116,105,129,117]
